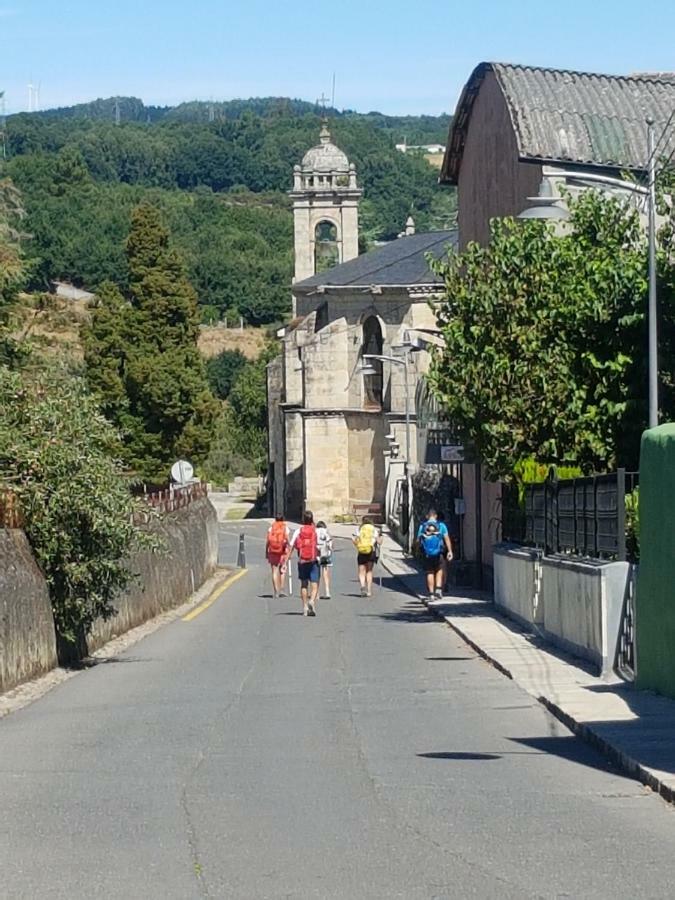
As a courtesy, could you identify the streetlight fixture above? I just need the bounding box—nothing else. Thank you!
[518,179,570,221]
[517,124,659,429]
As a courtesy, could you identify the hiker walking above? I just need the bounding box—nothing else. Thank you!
[287,511,320,616]
[266,514,290,600]
[417,509,453,601]
[352,516,381,598]
[316,520,333,599]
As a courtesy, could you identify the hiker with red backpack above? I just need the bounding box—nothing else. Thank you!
[286,510,320,617]
[266,514,290,600]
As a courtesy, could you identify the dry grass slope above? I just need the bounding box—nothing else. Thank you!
[11,293,269,363]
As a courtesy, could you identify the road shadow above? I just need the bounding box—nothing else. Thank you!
[425,656,475,662]
[418,752,501,761]
[359,602,436,624]
[508,736,623,776]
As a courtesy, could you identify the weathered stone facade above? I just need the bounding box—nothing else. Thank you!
[267,126,456,521]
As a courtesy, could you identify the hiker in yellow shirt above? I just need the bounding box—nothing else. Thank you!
[352,516,382,598]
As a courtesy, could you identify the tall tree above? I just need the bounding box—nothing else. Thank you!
[428,191,664,479]
[84,203,219,482]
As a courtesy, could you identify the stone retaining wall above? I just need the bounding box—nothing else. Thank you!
[87,498,218,651]
[0,498,218,691]
[0,530,57,694]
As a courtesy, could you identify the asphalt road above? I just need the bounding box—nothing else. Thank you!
[2,520,675,899]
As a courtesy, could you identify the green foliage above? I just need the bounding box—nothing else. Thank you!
[0,364,146,645]
[625,486,640,561]
[0,176,28,364]
[0,178,149,652]
[206,349,248,399]
[5,104,455,324]
[429,191,662,479]
[83,204,219,482]
[202,348,274,485]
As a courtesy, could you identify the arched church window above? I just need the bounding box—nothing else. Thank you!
[314,220,339,273]
[362,316,384,409]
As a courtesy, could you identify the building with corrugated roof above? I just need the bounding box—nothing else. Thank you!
[441,61,675,248]
[437,60,675,580]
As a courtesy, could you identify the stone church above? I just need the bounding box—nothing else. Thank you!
[267,123,454,521]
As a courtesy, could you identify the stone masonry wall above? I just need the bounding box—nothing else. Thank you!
[0,499,218,692]
[0,529,57,694]
[87,497,218,652]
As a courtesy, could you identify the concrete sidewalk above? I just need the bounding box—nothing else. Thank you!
[358,526,675,806]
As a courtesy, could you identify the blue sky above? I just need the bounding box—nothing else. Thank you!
[1,0,674,115]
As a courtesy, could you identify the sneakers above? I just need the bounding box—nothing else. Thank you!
[435,588,443,600]
[308,600,316,617]
[273,590,278,601]
[428,593,435,603]
[360,586,367,598]
[303,606,309,616]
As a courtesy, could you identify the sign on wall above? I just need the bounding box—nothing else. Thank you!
[440,445,465,463]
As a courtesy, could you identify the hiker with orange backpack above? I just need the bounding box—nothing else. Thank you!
[286,510,320,617]
[266,514,290,600]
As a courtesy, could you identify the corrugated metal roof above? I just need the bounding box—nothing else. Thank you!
[441,62,675,183]
[293,231,456,290]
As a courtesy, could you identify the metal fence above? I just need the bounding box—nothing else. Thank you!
[1,483,208,530]
[139,482,208,518]
[502,469,639,561]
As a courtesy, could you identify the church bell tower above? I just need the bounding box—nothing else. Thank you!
[290,121,362,284]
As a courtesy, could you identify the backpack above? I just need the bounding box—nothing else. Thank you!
[421,521,443,557]
[268,521,287,555]
[317,526,331,558]
[356,523,376,555]
[296,524,318,562]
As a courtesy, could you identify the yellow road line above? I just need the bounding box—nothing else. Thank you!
[182,569,248,622]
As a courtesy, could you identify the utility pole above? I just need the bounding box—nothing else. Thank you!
[647,118,659,429]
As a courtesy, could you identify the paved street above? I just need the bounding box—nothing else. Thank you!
[2,521,675,899]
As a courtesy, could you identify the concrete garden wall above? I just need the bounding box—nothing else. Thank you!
[493,543,543,628]
[494,544,631,675]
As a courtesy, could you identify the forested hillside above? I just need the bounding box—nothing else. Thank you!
[4,98,455,325]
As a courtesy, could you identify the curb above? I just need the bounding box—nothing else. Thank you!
[379,551,675,807]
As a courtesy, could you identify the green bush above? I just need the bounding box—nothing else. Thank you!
[0,364,148,652]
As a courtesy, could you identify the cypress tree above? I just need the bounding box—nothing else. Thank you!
[84,203,218,482]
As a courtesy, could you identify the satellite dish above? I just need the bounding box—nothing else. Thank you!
[170,459,194,485]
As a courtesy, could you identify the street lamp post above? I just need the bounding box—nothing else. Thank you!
[518,131,660,429]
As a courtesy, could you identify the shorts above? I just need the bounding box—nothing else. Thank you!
[267,552,284,567]
[319,555,333,568]
[297,561,320,584]
[357,551,376,566]
[423,554,443,574]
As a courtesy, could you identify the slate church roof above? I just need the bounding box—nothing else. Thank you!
[441,62,675,183]
[293,231,457,291]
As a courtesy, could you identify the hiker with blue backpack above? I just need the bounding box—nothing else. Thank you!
[417,509,453,602]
